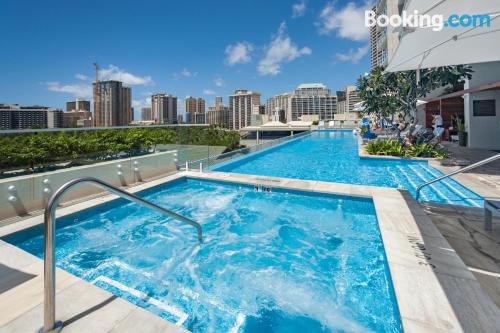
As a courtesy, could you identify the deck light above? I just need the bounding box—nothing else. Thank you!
[8,195,17,202]
[42,178,50,185]
[43,188,52,194]
[8,185,16,192]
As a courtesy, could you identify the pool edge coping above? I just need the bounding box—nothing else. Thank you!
[1,170,499,332]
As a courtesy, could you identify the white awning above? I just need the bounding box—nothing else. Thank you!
[386,0,500,72]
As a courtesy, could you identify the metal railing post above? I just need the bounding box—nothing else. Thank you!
[416,153,500,200]
[39,177,202,332]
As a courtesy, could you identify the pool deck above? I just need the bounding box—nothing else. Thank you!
[1,170,499,332]
[358,137,500,312]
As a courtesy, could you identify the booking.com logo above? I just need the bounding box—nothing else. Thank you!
[365,10,491,31]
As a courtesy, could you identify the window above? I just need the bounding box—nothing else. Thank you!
[473,100,496,117]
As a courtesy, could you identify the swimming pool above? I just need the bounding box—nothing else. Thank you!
[215,130,483,207]
[4,178,402,333]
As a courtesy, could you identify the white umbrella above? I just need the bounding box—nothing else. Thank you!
[353,101,366,112]
[386,0,500,72]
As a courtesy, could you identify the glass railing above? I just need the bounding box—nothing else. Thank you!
[0,125,234,179]
[183,131,312,172]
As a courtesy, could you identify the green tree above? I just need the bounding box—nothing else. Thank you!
[358,65,473,121]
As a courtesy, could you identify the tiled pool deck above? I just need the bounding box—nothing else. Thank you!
[1,170,499,332]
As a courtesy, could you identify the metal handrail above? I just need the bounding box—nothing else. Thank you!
[40,177,202,333]
[415,153,500,200]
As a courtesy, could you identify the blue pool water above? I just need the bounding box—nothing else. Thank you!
[4,178,402,333]
[215,131,483,207]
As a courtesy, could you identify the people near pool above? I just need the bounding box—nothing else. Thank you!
[416,126,435,144]
[432,112,444,143]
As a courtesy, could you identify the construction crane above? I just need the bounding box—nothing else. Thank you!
[93,62,100,82]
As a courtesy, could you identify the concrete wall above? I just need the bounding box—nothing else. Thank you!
[464,61,500,149]
[0,151,177,220]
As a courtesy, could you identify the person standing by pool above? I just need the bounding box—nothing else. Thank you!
[432,112,444,143]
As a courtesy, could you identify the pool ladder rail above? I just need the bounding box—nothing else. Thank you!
[415,153,500,200]
[38,177,203,333]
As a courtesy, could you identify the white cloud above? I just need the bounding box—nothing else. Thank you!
[292,1,306,18]
[203,89,216,95]
[132,98,151,109]
[258,22,311,76]
[173,68,197,79]
[75,73,89,81]
[335,44,369,63]
[213,77,224,87]
[46,82,92,98]
[181,68,196,77]
[99,64,153,85]
[317,1,371,41]
[225,42,254,65]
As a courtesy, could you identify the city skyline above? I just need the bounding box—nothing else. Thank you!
[0,0,371,120]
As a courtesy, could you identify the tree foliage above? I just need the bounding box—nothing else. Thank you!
[357,65,473,119]
[0,126,240,171]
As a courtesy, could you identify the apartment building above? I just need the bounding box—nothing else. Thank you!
[266,83,337,122]
[151,93,177,124]
[93,80,133,127]
[66,99,90,112]
[370,0,404,69]
[0,104,63,129]
[206,96,230,128]
[141,107,152,121]
[228,89,261,130]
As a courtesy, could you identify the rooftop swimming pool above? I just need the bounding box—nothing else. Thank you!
[4,178,402,333]
[215,130,483,207]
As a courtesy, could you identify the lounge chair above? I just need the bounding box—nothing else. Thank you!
[328,120,336,128]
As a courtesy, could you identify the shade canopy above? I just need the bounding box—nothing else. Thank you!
[385,0,500,72]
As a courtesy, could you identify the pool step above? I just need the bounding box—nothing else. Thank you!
[411,165,481,207]
[420,165,482,207]
[91,275,188,326]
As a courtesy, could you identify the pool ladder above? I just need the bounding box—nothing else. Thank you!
[38,177,203,333]
[415,153,500,200]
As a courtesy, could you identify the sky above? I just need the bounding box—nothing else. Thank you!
[0,0,372,119]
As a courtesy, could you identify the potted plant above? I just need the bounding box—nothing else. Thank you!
[456,118,467,147]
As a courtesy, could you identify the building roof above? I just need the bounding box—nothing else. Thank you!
[296,83,327,89]
[261,120,288,127]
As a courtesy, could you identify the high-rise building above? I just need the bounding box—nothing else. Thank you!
[228,89,261,130]
[151,93,177,124]
[185,96,206,124]
[64,98,92,128]
[93,80,133,127]
[193,113,206,124]
[177,114,184,124]
[0,104,63,129]
[66,99,91,112]
[266,83,337,122]
[185,96,197,114]
[141,107,152,121]
[62,110,93,128]
[345,86,362,114]
[206,96,230,128]
[335,86,363,120]
[370,0,403,69]
[184,96,205,114]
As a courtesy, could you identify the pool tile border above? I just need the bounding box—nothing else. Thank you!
[1,170,499,332]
